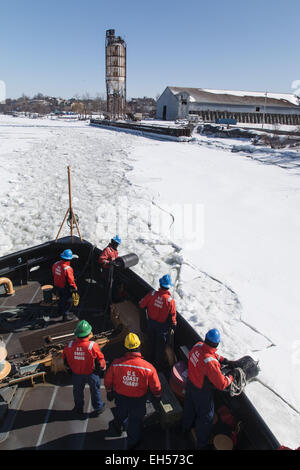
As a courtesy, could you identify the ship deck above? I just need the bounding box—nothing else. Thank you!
[0,236,283,451]
[0,274,193,451]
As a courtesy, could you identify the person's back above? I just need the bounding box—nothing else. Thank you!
[52,249,77,321]
[98,245,118,268]
[62,320,106,416]
[105,351,161,398]
[63,336,105,375]
[188,341,232,391]
[98,235,121,268]
[183,329,233,449]
[52,259,76,289]
[140,287,176,324]
[104,333,161,450]
[139,275,176,368]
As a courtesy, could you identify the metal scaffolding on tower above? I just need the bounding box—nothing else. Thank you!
[105,29,127,120]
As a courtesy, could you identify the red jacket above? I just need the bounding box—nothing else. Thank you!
[62,337,106,375]
[52,260,77,290]
[104,352,161,398]
[98,245,118,268]
[139,288,177,326]
[188,341,233,391]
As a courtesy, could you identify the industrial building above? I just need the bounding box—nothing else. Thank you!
[105,29,127,119]
[156,87,300,125]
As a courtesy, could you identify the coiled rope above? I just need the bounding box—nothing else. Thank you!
[229,368,247,397]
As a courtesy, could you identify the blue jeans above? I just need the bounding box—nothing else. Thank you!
[72,373,103,411]
[182,379,214,449]
[114,392,147,448]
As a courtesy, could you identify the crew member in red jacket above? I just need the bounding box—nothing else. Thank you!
[139,274,176,369]
[52,249,78,321]
[104,332,161,450]
[63,320,106,417]
[182,328,235,449]
[98,235,121,304]
[98,235,121,268]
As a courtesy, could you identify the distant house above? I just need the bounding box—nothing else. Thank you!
[156,87,300,125]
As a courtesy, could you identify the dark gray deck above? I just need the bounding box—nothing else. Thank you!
[0,279,192,451]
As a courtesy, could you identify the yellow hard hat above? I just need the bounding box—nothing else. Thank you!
[124,332,141,350]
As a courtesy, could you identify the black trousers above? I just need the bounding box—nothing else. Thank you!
[55,286,72,317]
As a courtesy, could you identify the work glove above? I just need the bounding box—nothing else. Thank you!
[72,291,80,307]
[106,391,114,402]
[222,358,235,368]
[230,369,240,382]
[169,327,175,336]
[94,360,106,377]
[99,366,106,377]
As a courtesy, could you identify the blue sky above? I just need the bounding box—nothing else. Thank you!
[1,0,299,99]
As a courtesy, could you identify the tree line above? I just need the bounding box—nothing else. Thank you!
[0,93,157,119]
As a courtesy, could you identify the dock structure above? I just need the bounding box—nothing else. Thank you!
[90,119,191,138]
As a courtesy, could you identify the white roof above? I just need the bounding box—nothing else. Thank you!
[168,87,300,108]
[202,88,299,106]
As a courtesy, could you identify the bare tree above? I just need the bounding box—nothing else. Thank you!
[71,101,85,118]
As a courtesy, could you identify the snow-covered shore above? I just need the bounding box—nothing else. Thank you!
[0,114,300,448]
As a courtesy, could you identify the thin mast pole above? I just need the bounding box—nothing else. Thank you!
[55,166,82,242]
[67,166,74,237]
[262,91,267,129]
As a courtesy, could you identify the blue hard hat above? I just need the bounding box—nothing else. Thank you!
[205,328,221,345]
[60,249,73,260]
[159,274,173,289]
[112,235,122,245]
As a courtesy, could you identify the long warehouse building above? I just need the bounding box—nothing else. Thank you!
[156,86,300,125]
